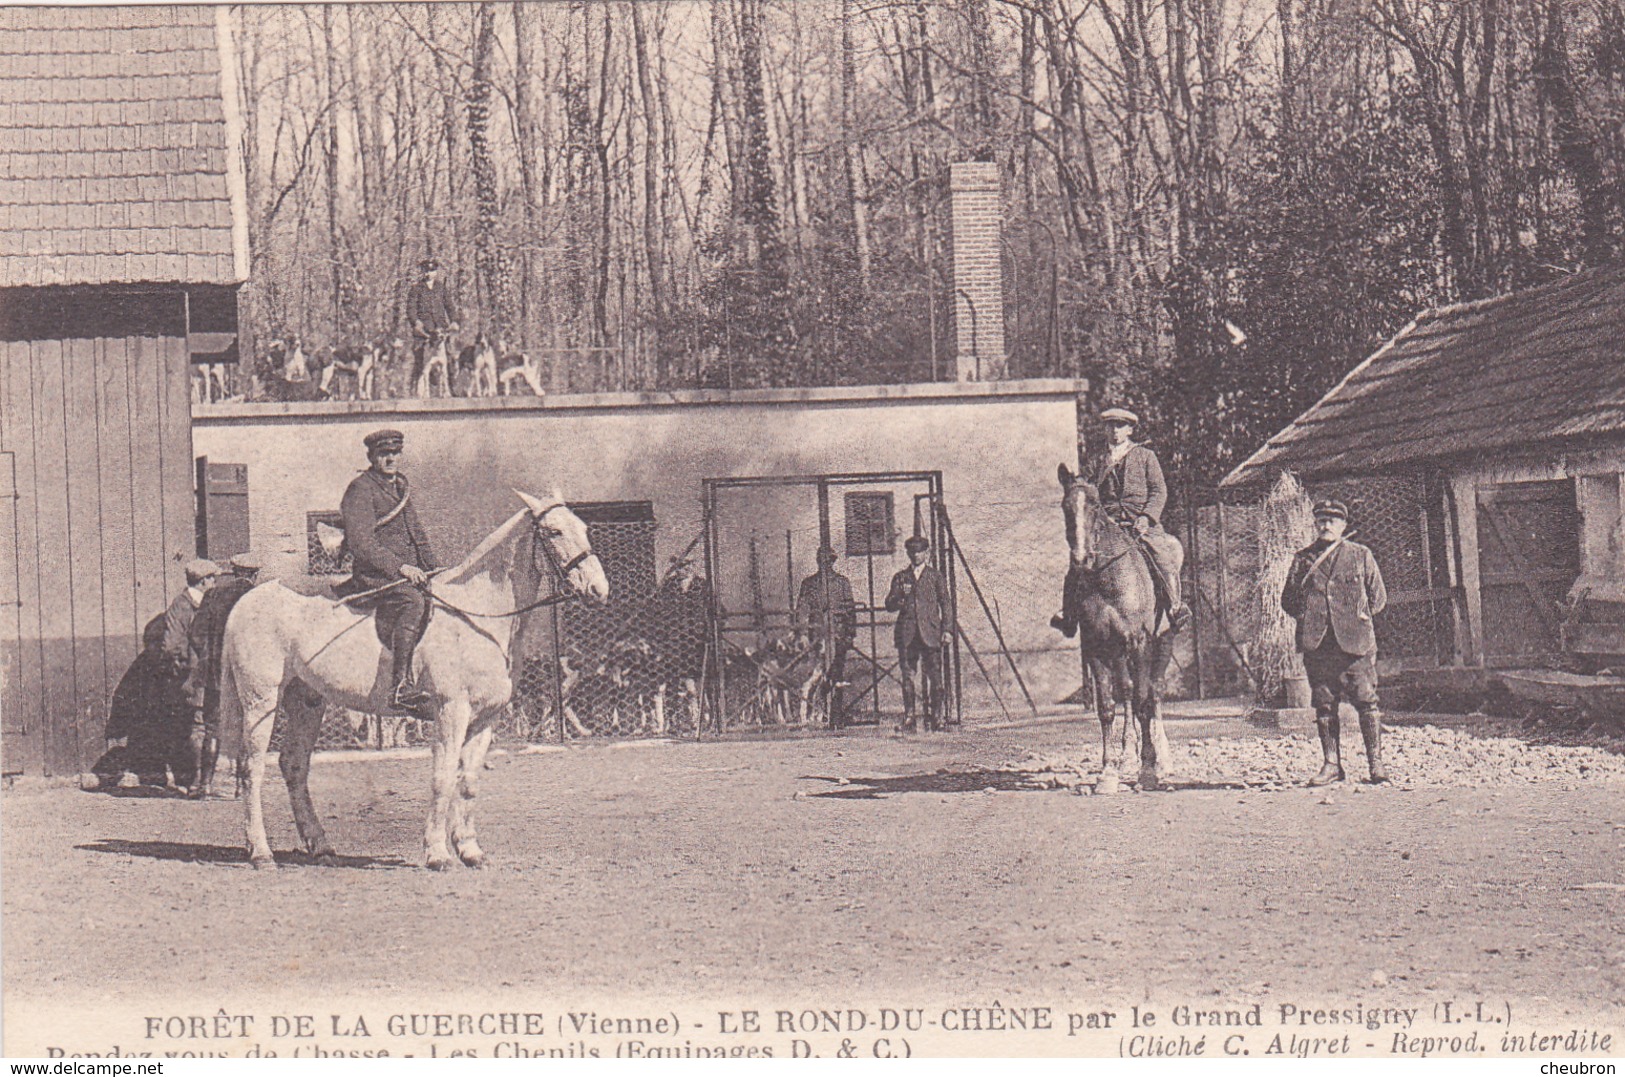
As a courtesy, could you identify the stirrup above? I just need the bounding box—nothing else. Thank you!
[389,683,432,715]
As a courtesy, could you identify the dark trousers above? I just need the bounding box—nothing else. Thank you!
[824,642,850,723]
[899,637,942,718]
[377,584,432,665]
[1303,641,1379,715]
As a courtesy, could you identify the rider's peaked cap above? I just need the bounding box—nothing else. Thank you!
[364,429,405,453]
[1100,407,1139,425]
[1313,499,1350,521]
[904,535,931,553]
[419,257,440,271]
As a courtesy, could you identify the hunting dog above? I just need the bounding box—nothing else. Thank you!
[754,634,828,727]
[459,333,500,398]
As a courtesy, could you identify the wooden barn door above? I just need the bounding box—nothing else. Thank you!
[0,450,30,773]
[1476,479,1580,666]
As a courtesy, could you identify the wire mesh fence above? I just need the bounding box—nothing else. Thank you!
[1186,469,1457,704]
[280,506,709,751]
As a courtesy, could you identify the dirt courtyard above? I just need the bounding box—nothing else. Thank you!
[4,712,1623,1054]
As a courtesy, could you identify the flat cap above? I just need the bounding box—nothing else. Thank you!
[184,558,221,584]
[1313,499,1349,521]
[364,428,405,453]
[816,544,839,562]
[1100,407,1140,425]
[419,257,440,271]
[229,552,262,573]
[903,535,931,553]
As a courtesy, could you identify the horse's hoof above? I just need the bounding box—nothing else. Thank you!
[1139,771,1161,792]
[426,857,454,872]
[250,856,278,871]
[1096,774,1120,796]
[314,851,341,868]
[459,851,486,869]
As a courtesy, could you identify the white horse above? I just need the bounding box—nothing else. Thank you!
[219,492,608,870]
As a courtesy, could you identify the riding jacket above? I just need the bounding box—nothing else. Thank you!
[1281,539,1387,656]
[1090,442,1168,527]
[406,277,457,338]
[340,468,438,589]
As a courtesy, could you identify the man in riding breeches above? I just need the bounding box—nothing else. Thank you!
[1281,499,1389,785]
[342,429,439,712]
[406,258,458,389]
[1053,407,1192,636]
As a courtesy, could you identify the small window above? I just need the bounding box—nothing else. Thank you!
[844,492,895,556]
[306,510,350,575]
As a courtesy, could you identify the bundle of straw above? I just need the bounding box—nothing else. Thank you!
[1254,471,1315,705]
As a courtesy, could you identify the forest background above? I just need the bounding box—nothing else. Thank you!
[230,0,1625,487]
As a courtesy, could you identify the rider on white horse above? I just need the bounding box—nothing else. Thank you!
[1053,407,1192,637]
[341,428,438,713]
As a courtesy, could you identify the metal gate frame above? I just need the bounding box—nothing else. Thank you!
[700,471,962,734]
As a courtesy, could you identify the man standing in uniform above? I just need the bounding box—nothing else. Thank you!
[186,552,261,798]
[1281,499,1389,784]
[342,429,439,713]
[163,558,219,791]
[406,258,459,392]
[796,545,857,726]
[1053,407,1192,636]
[885,535,953,732]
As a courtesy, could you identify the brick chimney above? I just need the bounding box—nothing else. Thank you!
[949,161,1007,381]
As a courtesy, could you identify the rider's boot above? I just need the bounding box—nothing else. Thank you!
[1359,708,1388,784]
[1156,562,1194,633]
[1308,709,1345,785]
[389,626,431,714]
[1050,611,1078,638]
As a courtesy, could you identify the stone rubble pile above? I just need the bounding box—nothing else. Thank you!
[1004,720,1625,790]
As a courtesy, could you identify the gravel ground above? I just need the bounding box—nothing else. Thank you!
[1006,715,1625,792]
[5,709,1622,1057]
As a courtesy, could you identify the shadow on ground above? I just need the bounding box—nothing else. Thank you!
[802,768,1052,798]
[76,839,410,870]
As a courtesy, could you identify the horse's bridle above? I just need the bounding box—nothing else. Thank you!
[424,501,595,630]
[1065,482,1135,575]
[531,501,597,584]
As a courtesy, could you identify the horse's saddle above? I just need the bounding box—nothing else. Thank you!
[275,573,401,645]
[1062,533,1173,629]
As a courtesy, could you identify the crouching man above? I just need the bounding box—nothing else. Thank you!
[1281,499,1389,784]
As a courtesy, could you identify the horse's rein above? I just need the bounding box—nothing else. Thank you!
[427,503,595,621]
[1067,487,1136,575]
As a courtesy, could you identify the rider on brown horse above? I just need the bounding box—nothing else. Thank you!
[1053,407,1193,637]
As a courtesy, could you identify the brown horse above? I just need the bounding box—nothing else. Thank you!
[1058,463,1173,793]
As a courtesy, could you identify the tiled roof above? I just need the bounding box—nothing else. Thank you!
[0,6,244,288]
[1222,263,1625,487]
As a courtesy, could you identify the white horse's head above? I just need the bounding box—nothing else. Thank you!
[516,490,610,603]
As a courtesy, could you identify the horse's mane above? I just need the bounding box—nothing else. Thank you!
[1064,479,1136,566]
[436,508,534,586]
